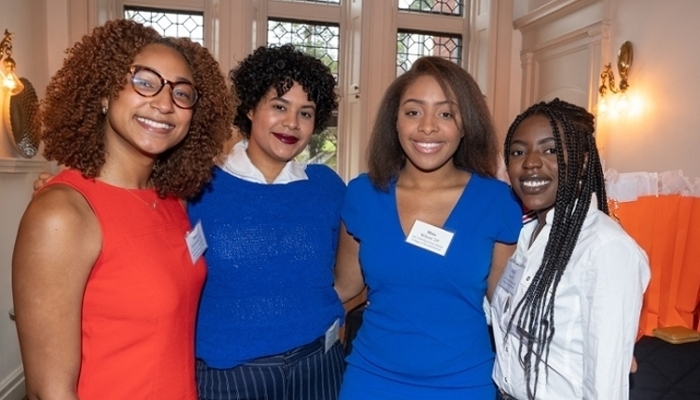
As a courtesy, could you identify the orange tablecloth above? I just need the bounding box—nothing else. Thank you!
[613,195,700,335]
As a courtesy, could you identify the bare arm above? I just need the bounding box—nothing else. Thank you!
[12,185,101,400]
[487,243,516,301]
[333,222,366,303]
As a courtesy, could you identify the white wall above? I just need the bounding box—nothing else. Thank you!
[595,0,700,177]
[508,0,700,178]
[0,1,50,398]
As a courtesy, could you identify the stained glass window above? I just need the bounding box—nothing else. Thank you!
[397,31,462,75]
[125,7,204,44]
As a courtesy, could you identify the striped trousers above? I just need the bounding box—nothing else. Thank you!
[197,338,345,400]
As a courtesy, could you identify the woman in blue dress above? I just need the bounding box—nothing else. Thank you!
[334,57,523,399]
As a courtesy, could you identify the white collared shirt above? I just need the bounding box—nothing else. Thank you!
[491,194,650,400]
[216,140,308,184]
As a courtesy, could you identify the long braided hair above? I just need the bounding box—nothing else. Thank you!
[503,98,608,399]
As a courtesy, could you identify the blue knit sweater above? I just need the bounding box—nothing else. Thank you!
[189,165,346,368]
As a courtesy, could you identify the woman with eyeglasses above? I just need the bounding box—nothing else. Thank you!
[12,19,233,400]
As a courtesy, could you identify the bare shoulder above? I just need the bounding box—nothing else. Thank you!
[15,184,101,269]
[24,184,95,224]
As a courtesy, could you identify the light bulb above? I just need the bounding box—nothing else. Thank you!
[615,93,629,113]
[3,74,15,89]
[0,69,23,94]
[598,97,608,115]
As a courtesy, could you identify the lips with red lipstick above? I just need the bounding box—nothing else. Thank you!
[273,133,299,144]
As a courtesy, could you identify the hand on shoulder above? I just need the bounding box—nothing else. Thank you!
[33,171,55,193]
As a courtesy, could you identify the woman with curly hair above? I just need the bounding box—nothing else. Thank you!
[334,57,522,399]
[491,99,649,399]
[188,44,345,400]
[12,19,233,400]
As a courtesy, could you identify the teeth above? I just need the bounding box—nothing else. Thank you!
[523,180,549,188]
[416,142,440,149]
[137,117,173,129]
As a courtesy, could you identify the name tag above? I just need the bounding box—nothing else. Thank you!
[405,220,454,256]
[498,258,525,296]
[324,319,340,353]
[185,220,208,264]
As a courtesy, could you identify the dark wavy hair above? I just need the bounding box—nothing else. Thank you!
[503,98,607,399]
[367,56,498,191]
[230,44,338,137]
[41,19,234,199]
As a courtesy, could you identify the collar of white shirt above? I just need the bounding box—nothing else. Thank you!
[216,140,308,185]
[537,192,601,228]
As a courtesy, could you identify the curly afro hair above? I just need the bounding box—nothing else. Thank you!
[41,19,234,199]
[230,44,338,137]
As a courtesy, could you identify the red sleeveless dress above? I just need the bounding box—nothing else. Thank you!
[47,169,205,399]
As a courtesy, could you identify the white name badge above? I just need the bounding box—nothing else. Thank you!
[185,220,208,264]
[324,319,340,353]
[405,220,454,256]
[498,258,525,296]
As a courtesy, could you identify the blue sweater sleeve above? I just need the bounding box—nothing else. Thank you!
[340,173,372,239]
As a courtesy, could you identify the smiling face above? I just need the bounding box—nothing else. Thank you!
[397,75,463,174]
[507,114,560,217]
[103,43,194,159]
[245,82,316,175]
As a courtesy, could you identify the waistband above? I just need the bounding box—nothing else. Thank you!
[241,336,329,366]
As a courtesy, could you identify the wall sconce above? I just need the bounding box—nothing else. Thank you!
[1,29,40,158]
[0,29,24,95]
[598,41,633,115]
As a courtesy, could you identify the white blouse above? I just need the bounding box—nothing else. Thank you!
[491,195,650,400]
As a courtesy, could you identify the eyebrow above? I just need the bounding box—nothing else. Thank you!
[510,136,556,146]
[271,96,317,110]
[401,98,456,107]
[135,65,194,84]
[168,74,194,84]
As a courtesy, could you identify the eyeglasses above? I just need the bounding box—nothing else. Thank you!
[129,65,199,109]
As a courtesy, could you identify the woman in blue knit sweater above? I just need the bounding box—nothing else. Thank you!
[188,44,346,400]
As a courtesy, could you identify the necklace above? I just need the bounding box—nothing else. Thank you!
[124,187,158,210]
[100,170,157,209]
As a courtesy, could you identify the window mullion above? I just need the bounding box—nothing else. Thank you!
[396,12,465,34]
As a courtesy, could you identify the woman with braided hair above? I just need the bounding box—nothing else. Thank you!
[491,98,650,399]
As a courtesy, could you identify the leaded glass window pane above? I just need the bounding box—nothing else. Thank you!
[267,19,340,169]
[398,0,463,16]
[125,7,204,45]
[267,20,340,78]
[396,31,462,75]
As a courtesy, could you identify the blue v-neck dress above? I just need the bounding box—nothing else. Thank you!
[339,173,522,399]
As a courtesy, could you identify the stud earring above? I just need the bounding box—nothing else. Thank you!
[102,105,108,115]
